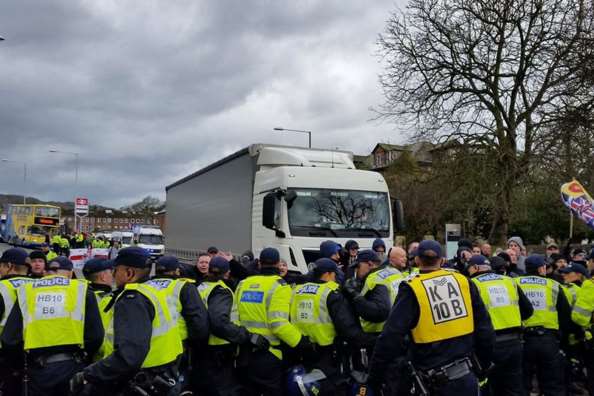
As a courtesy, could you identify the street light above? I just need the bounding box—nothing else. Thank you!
[1,159,27,204]
[273,127,312,148]
[49,149,80,232]
[49,149,79,185]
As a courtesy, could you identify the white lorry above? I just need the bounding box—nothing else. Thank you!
[165,144,403,274]
[133,225,165,258]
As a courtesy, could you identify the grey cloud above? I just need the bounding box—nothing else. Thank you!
[0,0,405,208]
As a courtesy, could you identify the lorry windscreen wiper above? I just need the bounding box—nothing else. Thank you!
[293,225,339,237]
[354,227,383,238]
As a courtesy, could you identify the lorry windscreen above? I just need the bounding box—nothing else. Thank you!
[287,188,390,237]
[138,235,164,244]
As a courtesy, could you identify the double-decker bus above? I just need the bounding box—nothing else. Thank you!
[1,204,61,248]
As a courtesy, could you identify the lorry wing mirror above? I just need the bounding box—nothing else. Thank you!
[393,199,405,232]
[284,190,298,208]
[262,192,279,231]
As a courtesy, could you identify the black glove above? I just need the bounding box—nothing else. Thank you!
[343,278,361,300]
[249,333,270,351]
[297,336,317,361]
[69,372,94,396]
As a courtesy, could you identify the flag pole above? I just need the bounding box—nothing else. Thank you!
[569,210,574,240]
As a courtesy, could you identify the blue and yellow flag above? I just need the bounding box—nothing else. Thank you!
[561,179,594,231]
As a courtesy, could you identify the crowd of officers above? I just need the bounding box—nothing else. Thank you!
[0,236,593,396]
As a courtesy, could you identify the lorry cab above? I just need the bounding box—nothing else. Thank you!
[133,225,164,258]
[255,163,397,272]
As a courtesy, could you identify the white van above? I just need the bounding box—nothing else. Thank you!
[133,225,164,258]
[112,230,134,248]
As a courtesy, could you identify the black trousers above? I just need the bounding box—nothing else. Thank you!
[237,349,283,396]
[523,332,566,396]
[431,372,479,396]
[27,359,84,396]
[194,345,243,396]
[487,338,525,396]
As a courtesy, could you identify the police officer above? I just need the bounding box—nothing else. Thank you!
[290,258,376,395]
[0,248,33,395]
[153,255,209,393]
[234,247,311,396]
[571,263,594,395]
[59,234,70,257]
[74,247,207,395]
[1,256,103,396]
[196,256,269,395]
[343,250,394,332]
[82,258,115,361]
[468,255,533,396]
[516,254,575,396]
[29,250,47,278]
[368,240,495,395]
[560,262,588,307]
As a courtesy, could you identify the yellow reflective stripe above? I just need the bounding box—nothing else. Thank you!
[573,306,592,317]
[72,281,87,322]
[268,311,289,320]
[17,286,30,326]
[318,287,333,325]
[266,282,280,310]
[0,284,15,327]
[136,285,174,337]
[270,321,288,329]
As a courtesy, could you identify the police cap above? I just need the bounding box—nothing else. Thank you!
[559,263,589,277]
[356,249,381,265]
[313,258,338,276]
[0,248,30,267]
[417,240,442,259]
[156,255,179,272]
[83,258,114,276]
[48,256,73,271]
[209,256,230,273]
[524,254,546,271]
[114,246,151,269]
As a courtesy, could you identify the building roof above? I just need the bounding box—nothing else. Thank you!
[372,143,410,153]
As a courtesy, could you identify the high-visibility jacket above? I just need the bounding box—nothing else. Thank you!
[515,276,560,330]
[290,281,339,346]
[121,281,183,368]
[408,269,474,344]
[50,235,61,246]
[572,279,594,328]
[233,274,302,359]
[147,278,191,341]
[0,277,32,340]
[17,276,87,350]
[46,250,58,262]
[198,280,232,346]
[59,237,70,249]
[472,273,521,331]
[93,289,114,361]
[360,266,404,333]
[562,283,581,308]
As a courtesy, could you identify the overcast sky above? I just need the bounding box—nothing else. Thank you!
[0,0,407,208]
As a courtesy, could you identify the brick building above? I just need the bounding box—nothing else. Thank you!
[63,214,163,233]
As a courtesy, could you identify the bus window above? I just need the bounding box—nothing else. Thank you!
[28,225,47,235]
[35,207,60,218]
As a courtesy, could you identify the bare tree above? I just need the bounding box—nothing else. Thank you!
[377,0,594,241]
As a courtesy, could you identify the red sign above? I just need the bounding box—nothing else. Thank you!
[76,198,88,206]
